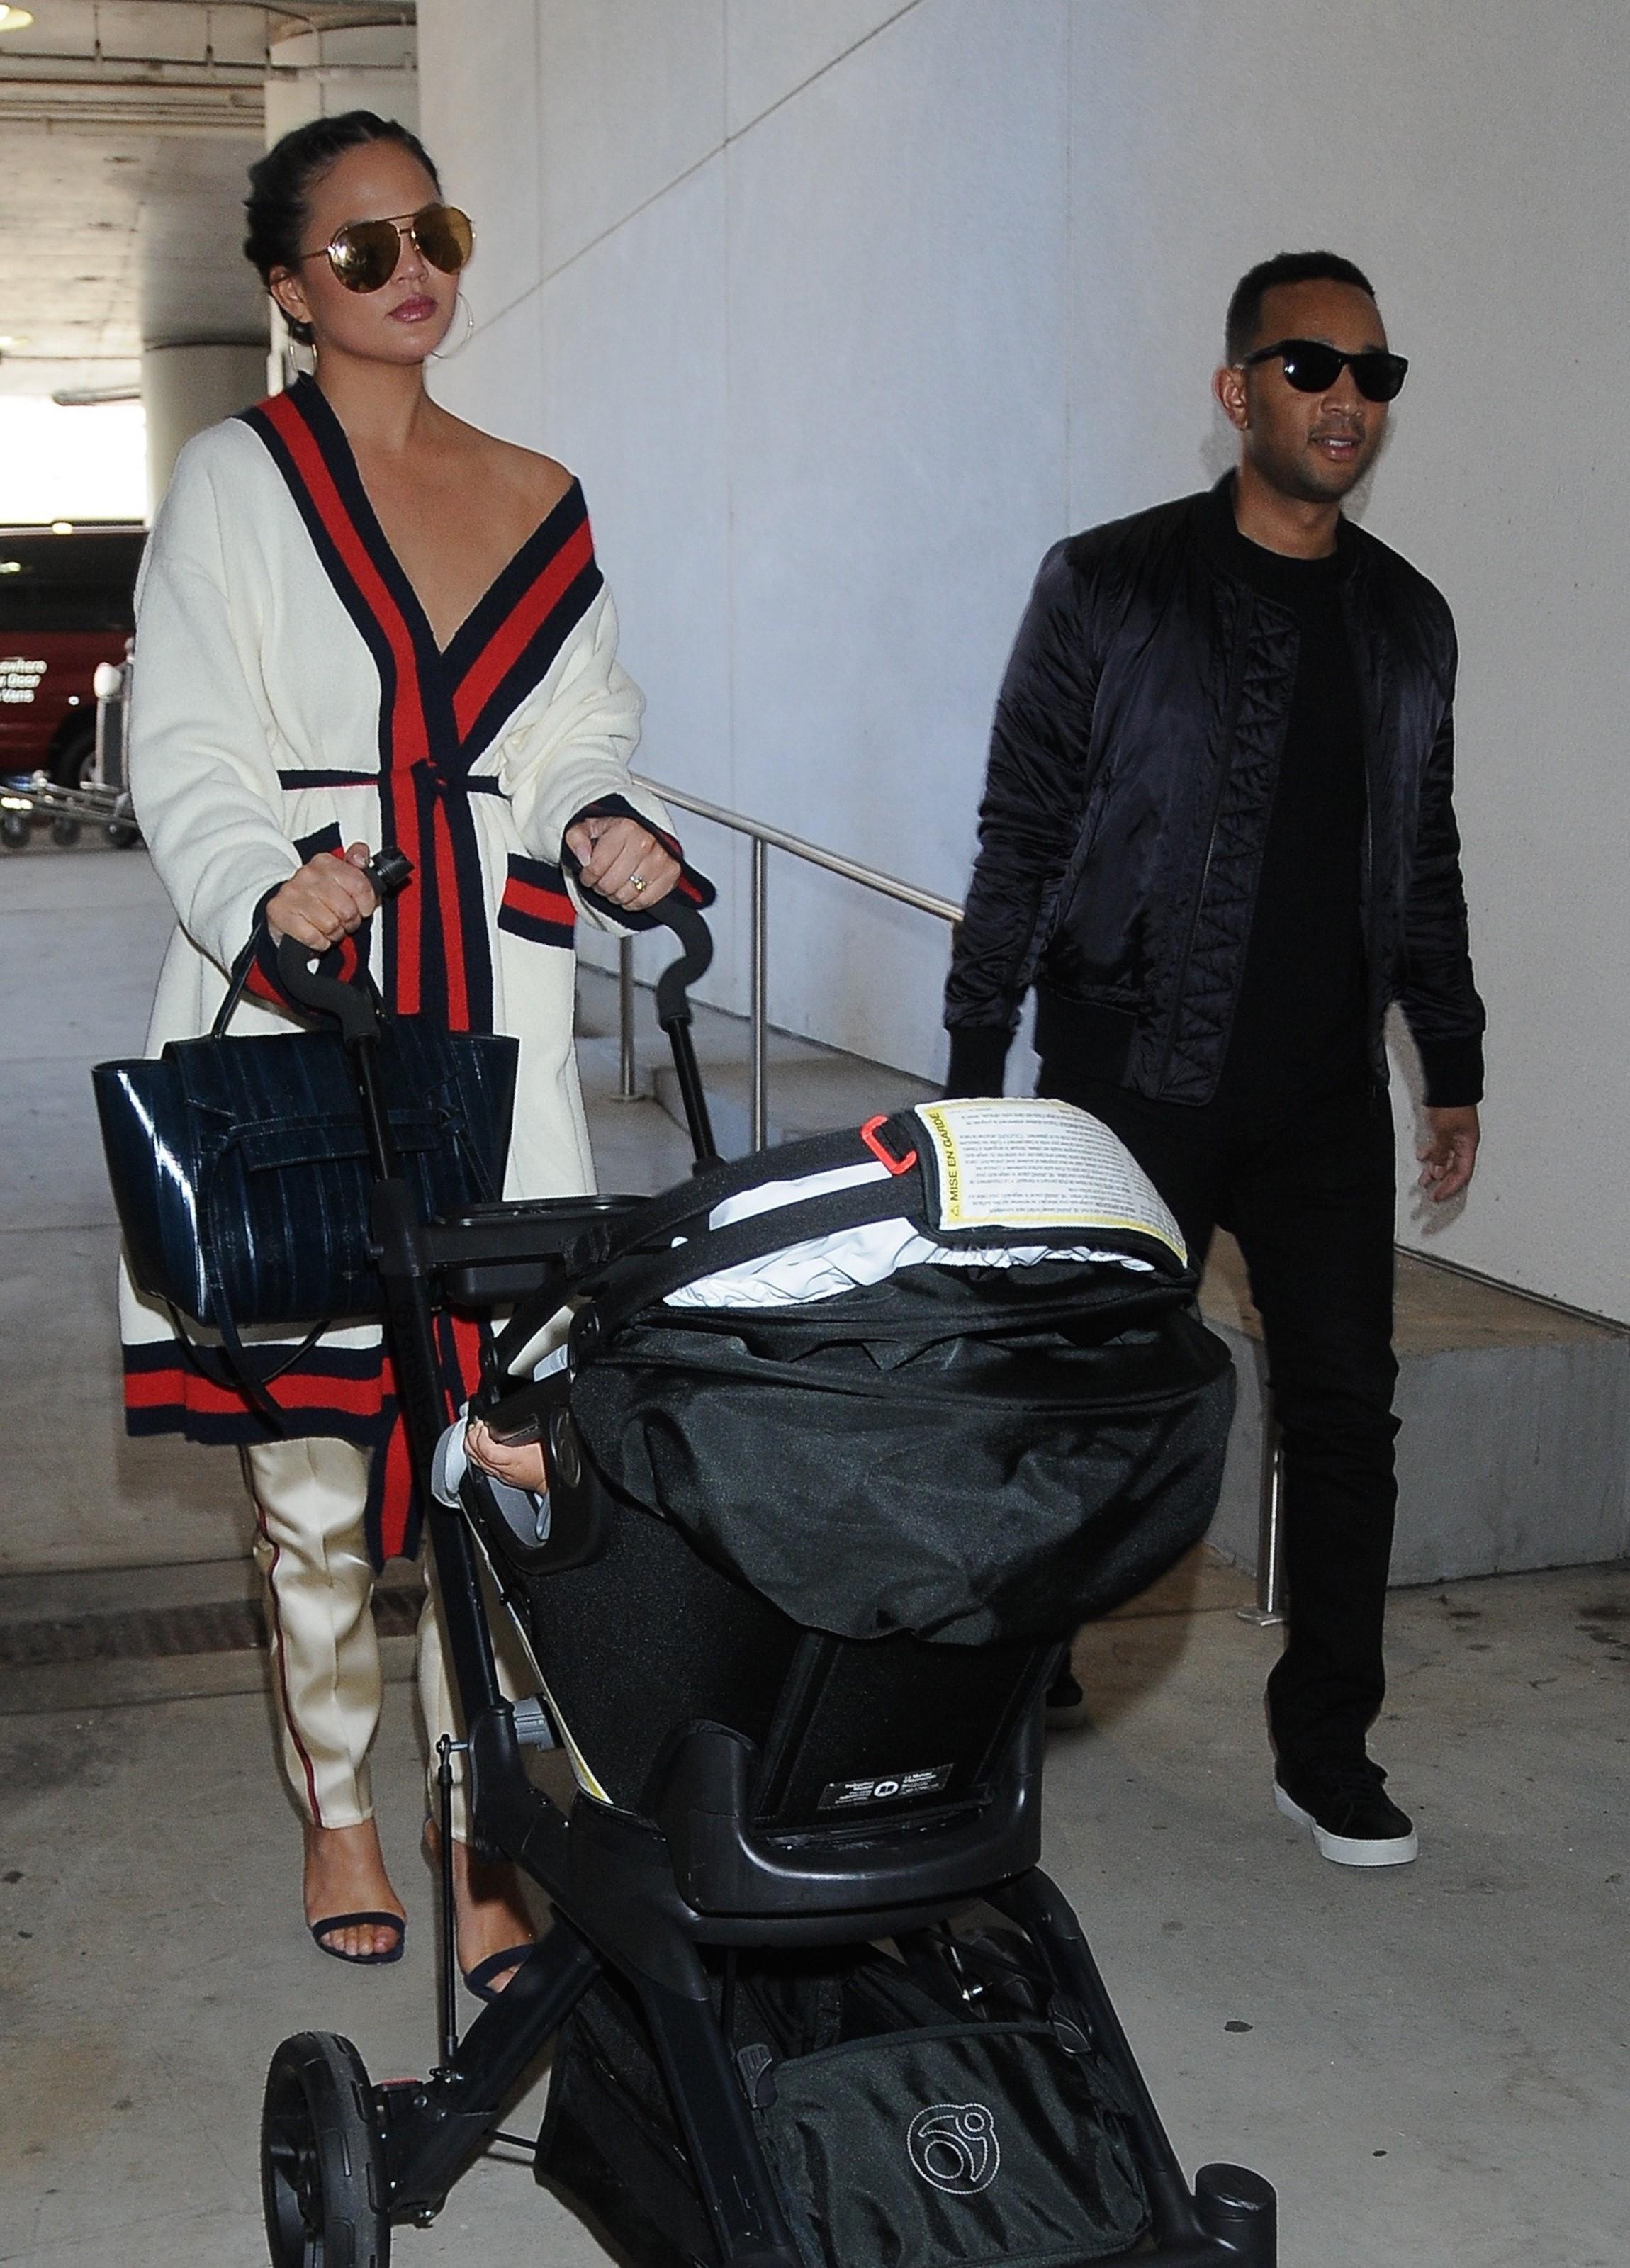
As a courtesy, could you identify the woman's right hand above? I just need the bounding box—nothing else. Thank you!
[265,842,378,952]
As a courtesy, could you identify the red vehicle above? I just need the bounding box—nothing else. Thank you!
[0,525,145,789]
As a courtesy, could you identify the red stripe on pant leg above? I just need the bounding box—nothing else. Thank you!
[446,1313,485,1420]
[254,1493,325,1827]
[378,1412,414,1564]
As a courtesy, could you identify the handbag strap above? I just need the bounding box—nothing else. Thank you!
[213,926,262,1038]
[163,1299,325,1432]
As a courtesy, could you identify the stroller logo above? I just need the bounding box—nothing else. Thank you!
[906,2101,1000,2194]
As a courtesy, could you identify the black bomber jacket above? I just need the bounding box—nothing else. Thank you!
[943,478,1485,1108]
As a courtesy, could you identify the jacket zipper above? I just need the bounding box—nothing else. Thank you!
[1154,595,1255,1090]
[1343,580,1383,1082]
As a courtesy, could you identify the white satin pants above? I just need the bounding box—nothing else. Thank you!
[244,1435,531,1837]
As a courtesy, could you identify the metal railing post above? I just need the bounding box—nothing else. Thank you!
[627,771,962,1146]
[749,836,768,1151]
[616,934,639,1101]
[1237,1397,1287,1626]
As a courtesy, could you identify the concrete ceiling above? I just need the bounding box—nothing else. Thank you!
[0,2,412,398]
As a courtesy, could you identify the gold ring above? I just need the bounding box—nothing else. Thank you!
[631,873,647,894]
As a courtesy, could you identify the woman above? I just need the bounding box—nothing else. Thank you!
[123,111,705,1986]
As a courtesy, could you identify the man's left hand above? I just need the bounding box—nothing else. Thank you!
[1417,1105,1480,1203]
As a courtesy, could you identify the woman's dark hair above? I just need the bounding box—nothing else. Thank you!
[244,110,440,344]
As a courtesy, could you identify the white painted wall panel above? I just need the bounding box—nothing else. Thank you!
[415,0,1629,1316]
[536,0,725,274]
[724,0,916,135]
[727,0,1068,1067]
[1067,0,1630,1318]
[419,0,542,322]
[424,288,545,453]
[532,159,738,999]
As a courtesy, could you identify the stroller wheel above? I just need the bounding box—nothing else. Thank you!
[261,2031,391,2268]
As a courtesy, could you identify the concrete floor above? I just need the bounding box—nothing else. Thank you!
[2,845,1628,2265]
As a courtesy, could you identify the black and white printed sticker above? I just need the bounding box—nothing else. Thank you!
[818,1763,954,1811]
[914,1096,1185,1261]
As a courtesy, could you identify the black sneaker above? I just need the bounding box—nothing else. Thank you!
[1045,1668,1091,1731]
[1274,1757,1418,1868]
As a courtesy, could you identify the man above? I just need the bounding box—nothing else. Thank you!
[943,251,1483,1868]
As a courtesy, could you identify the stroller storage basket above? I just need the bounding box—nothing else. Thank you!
[539,1938,1149,2268]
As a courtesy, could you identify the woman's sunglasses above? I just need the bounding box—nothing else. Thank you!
[296,202,474,296]
[1240,338,1409,403]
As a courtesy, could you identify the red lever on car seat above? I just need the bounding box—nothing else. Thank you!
[859,1115,918,1176]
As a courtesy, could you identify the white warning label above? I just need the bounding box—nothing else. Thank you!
[914,1097,1185,1262]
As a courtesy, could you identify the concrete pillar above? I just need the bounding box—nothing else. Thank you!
[141,340,268,517]
[264,21,420,147]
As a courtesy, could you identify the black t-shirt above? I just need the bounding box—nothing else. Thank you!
[1208,520,1368,1125]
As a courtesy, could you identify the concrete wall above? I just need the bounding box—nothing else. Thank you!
[417,1,1629,1323]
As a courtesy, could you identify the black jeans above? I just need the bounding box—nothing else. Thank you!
[1039,1067,1400,1770]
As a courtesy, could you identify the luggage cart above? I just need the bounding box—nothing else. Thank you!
[1,658,139,849]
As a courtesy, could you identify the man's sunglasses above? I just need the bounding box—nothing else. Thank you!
[1240,338,1408,403]
[296,202,474,296]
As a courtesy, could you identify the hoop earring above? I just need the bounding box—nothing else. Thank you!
[430,291,477,361]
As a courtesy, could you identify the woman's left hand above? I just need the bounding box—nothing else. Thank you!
[563,814,680,911]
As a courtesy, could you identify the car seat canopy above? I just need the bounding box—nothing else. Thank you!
[564,1102,1235,1645]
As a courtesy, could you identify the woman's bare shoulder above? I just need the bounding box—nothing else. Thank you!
[442,413,576,515]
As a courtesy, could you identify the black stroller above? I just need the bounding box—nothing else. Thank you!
[255,893,1277,2268]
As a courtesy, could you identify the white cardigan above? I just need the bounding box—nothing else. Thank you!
[119,383,682,1469]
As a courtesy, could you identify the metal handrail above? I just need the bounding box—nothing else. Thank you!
[631,774,965,922]
[622,773,962,1151]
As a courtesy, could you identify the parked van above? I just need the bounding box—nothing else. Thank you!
[0,525,144,789]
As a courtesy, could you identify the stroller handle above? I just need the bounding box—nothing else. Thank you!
[646,894,719,1167]
[272,847,412,1043]
[274,849,721,1167]
[649,893,713,1029]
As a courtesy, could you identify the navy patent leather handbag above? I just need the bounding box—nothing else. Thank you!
[94,941,517,1347]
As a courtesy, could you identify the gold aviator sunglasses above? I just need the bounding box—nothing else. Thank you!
[296,201,474,296]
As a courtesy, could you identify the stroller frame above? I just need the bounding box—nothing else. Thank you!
[260,899,1276,2268]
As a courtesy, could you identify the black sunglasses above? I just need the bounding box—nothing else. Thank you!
[1240,338,1408,403]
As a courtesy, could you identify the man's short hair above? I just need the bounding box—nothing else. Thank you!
[1225,251,1379,363]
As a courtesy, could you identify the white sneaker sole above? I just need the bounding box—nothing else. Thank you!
[1274,1781,1418,1867]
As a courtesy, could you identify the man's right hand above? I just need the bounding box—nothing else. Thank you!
[266,842,378,952]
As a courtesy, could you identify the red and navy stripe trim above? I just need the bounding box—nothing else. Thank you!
[498,853,576,950]
[122,1338,392,1444]
[565,792,716,928]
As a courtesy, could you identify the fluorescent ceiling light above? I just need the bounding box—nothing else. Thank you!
[0,9,36,33]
